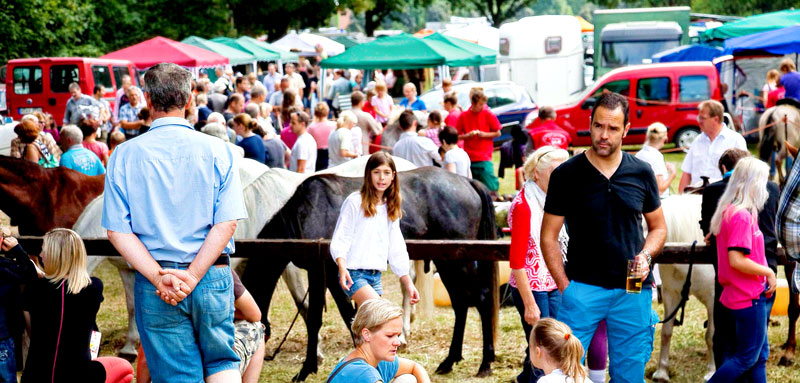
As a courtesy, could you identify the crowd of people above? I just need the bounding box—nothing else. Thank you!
[2,56,800,383]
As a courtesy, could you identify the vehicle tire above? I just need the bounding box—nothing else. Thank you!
[674,127,700,151]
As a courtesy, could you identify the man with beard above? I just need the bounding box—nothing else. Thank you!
[540,92,667,383]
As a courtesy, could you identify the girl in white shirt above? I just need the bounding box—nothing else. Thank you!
[531,318,588,383]
[330,152,420,306]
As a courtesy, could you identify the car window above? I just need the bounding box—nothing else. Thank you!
[679,75,710,103]
[636,77,671,105]
[486,87,517,108]
[92,65,113,90]
[419,89,444,111]
[13,66,43,95]
[113,66,130,90]
[50,65,79,93]
[592,79,630,98]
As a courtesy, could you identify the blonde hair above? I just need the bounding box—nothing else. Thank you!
[710,157,770,235]
[337,110,358,128]
[522,146,569,180]
[646,122,668,144]
[780,58,796,73]
[766,69,781,84]
[531,318,587,382]
[351,298,404,346]
[42,228,92,295]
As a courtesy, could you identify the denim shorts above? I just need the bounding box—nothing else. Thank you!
[0,337,15,383]
[344,269,383,299]
[135,265,239,383]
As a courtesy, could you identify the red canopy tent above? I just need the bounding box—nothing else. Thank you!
[101,36,229,70]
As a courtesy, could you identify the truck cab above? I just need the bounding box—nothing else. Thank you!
[529,62,721,149]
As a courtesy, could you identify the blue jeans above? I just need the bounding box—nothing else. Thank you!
[557,281,658,383]
[0,337,15,383]
[709,294,769,383]
[135,265,239,383]
[344,269,383,299]
[511,287,562,383]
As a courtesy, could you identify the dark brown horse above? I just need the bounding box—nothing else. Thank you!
[0,155,104,235]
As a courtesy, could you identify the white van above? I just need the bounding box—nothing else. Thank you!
[498,16,585,106]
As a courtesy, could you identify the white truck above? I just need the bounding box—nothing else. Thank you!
[497,15,585,106]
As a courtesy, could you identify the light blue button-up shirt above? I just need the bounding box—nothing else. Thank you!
[101,117,247,263]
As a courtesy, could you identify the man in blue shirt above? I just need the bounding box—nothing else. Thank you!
[58,125,104,176]
[399,83,427,111]
[103,63,248,383]
[262,63,282,99]
[780,58,800,101]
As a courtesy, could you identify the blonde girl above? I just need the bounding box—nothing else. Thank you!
[330,152,419,306]
[530,318,588,383]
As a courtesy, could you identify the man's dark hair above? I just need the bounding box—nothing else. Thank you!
[718,148,750,174]
[143,63,192,113]
[538,106,556,120]
[351,91,365,106]
[78,118,96,139]
[235,77,247,87]
[443,93,458,106]
[590,92,629,127]
[399,110,416,131]
[225,93,244,109]
[93,85,104,95]
[438,126,459,145]
[138,107,150,121]
[196,83,206,94]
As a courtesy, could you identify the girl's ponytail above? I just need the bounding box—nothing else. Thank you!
[531,318,587,382]
[559,331,588,382]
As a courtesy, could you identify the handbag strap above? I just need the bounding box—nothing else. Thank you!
[326,357,366,383]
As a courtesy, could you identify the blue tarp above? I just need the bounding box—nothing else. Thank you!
[652,44,724,63]
[724,25,800,56]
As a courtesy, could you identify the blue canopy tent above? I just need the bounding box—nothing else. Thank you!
[723,25,800,56]
[651,44,724,63]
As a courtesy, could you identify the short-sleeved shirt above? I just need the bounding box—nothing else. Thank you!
[392,131,439,167]
[60,145,105,176]
[444,147,471,177]
[281,126,299,149]
[83,140,109,163]
[308,120,337,149]
[716,205,767,310]
[328,356,400,383]
[680,126,747,184]
[118,103,144,136]
[290,132,317,173]
[328,128,354,167]
[529,120,571,150]
[63,95,101,125]
[238,135,266,164]
[781,72,800,101]
[399,98,426,111]
[635,144,669,198]
[444,109,461,128]
[456,107,501,162]
[544,152,661,289]
[102,117,248,263]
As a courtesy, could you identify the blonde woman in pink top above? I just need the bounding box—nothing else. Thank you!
[307,102,337,170]
[708,157,775,383]
[371,81,393,125]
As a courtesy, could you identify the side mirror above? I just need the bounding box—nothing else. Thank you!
[581,97,596,110]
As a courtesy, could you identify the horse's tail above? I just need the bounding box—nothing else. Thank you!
[468,179,497,240]
[759,107,778,163]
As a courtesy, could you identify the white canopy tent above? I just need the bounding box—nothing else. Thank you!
[442,24,500,52]
[272,31,345,57]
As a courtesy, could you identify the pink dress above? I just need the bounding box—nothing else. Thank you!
[716,205,768,310]
[371,95,393,124]
[308,120,337,149]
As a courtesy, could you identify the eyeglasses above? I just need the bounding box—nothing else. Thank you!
[696,115,712,122]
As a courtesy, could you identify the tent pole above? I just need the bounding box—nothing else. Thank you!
[320,68,326,104]
[278,60,284,74]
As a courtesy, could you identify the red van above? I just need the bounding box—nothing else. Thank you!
[5,57,139,124]
[528,61,721,149]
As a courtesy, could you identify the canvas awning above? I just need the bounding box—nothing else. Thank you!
[211,37,281,62]
[181,36,256,66]
[701,9,800,42]
[424,32,496,66]
[723,25,800,56]
[101,36,229,69]
[237,36,299,62]
[272,32,345,56]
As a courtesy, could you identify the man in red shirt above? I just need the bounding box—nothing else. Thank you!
[528,106,571,150]
[456,88,501,192]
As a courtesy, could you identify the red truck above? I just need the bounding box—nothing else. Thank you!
[528,61,722,149]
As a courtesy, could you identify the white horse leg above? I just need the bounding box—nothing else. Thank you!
[653,264,682,383]
[106,257,139,360]
[690,265,717,381]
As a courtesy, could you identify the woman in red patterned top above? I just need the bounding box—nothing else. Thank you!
[508,145,569,383]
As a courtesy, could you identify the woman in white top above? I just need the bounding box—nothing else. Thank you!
[634,122,676,198]
[438,126,471,178]
[331,152,420,306]
[327,111,359,167]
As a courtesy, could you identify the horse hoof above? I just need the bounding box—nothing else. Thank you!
[651,369,670,383]
[292,368,314,382]
[475,366,492,378]
[435,360,456,375]
[779,356,794,367]
[118,350,137,364]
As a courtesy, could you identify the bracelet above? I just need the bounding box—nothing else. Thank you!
[640,249,652,265]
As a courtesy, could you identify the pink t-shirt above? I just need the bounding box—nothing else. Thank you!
[82,140,109,162]
[716,205,767,310]
[371,95,393,124]
[307,120,337,149]
[281,127,299,149]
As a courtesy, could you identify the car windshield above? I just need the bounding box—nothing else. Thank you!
[420,88,471,111]
[602,40,681,68]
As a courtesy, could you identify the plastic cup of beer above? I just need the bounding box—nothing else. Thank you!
[626,259,643,294]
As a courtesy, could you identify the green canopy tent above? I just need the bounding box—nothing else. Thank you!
[181,36,256,67]
[236,36,298,62]
[319,33,483,69]
[423,33,496,66]
[701,9,800,42]
[331,35,360,49]
[211,37,281,62]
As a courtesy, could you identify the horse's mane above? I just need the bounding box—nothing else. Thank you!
[656,194,704,243]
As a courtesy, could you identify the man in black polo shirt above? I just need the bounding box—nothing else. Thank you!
[541,92,667,382]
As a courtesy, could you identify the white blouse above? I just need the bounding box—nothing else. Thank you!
[330,192,410,277]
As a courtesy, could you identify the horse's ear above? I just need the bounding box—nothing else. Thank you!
[787,140,798,160]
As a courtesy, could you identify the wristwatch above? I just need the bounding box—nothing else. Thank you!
[640,249,652,265]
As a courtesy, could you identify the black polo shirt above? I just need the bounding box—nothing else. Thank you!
[544,152,661,289]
